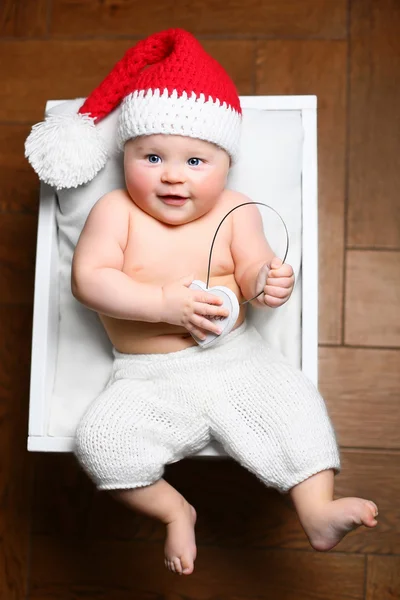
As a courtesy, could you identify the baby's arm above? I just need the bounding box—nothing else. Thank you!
[231,198,294,307]
[72,191,163,322]
[231,200,275,300]
[72,191,228,335]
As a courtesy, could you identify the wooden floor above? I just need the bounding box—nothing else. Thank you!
[1,0,399,598]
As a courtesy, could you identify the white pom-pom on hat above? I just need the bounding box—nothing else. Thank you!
[25,112,108,190]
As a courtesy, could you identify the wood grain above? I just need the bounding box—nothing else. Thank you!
[0,214,37,304]
[0,39,254,123]
[0,306,33,600]
[319,346,400,448]
[0,124,39,213]
[30,534,364,600]
[49,0,348,39]
[0,0,48,38]
[31,449,400,558]
[345,250,400,347]
[256,40,347,344]
[348,0,400,249]
[334,450,400,554]
[366,555,400,600]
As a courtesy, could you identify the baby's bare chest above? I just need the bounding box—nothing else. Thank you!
[123,213,235,284]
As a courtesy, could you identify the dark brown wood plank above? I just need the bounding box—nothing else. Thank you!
[0,0,48,38]
[0,214,37,304]
[31,448,399,557]
[366,555,400,600]
[30,534,364,599]
[0,124,39,213]
[0,306,33,600]
[334,450,400,554]
[30,589,163,600]
[49,0,348,39]
[348,0,400,249]
[0,39,254,123]
[345,250,400,347]
[256,40,347,344]
[320,346,400,448]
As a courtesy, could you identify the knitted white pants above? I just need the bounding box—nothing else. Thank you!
[74,322,340,492]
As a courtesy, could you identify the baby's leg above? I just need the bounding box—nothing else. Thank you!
[111,479,197,575]
[290,469,378,551]
[75,371,209,576]
[205,327,378,551]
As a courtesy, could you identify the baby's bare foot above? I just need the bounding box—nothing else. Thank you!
[303,497,378,551]
[164,502,197,575]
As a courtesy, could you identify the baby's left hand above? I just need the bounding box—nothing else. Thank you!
[256,257,295,308]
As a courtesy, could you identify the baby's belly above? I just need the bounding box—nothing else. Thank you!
[100,274,246,354]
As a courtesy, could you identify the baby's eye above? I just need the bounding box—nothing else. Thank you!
[187,157,202,166]
[147,154,161,164]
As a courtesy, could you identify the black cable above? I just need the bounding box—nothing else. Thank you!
[205,202,290,305]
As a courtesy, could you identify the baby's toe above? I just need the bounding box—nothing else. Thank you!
[363,500,379,527]
[165,559,175,573]
[173,557,183,575]
[181,559,194,575]
[369,501,378,517]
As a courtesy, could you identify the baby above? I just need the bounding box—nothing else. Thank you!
[25,29,378,576]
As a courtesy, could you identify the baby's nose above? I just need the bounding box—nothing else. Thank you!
[161,165,185,183]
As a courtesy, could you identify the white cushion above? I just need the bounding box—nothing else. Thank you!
[48,99,303,438]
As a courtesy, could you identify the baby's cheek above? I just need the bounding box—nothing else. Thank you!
[196,173,226,200]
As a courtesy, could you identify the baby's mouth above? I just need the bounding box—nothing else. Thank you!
[159,194,189,205]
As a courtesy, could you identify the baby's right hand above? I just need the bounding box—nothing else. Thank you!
[160,274,229,339]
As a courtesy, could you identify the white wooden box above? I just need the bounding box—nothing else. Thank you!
[28,95,318,453]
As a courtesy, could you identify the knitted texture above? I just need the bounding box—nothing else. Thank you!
[118,89,241,161]
[74,323,340,492]
[80,29,242,122]
[25,28,242,189]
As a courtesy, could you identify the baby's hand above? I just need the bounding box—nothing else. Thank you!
[160,274,229,340]
[256,257,295,308]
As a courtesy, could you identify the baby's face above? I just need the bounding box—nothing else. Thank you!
[124,134,230,225]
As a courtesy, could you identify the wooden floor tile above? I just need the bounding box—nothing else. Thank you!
[0,124,40,213]
[0,0,48,38]
[0,40,142,122]
[32,456,294,546]
[0,213,37,304]
[366,555,400,600]
[30,534,364,600]
[335,450,400,554]
[0,39,254,123]
[320,346,400,448]
[348,0,400,249]
[31,449,398,556]
[345,250,400,347]
[31,453,100,537]
[49,0,348,39]
[30,589,163,600]
[0,306,33,600]
[256,40,347,344]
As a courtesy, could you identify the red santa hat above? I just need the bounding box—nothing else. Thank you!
[25,28,242,190]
